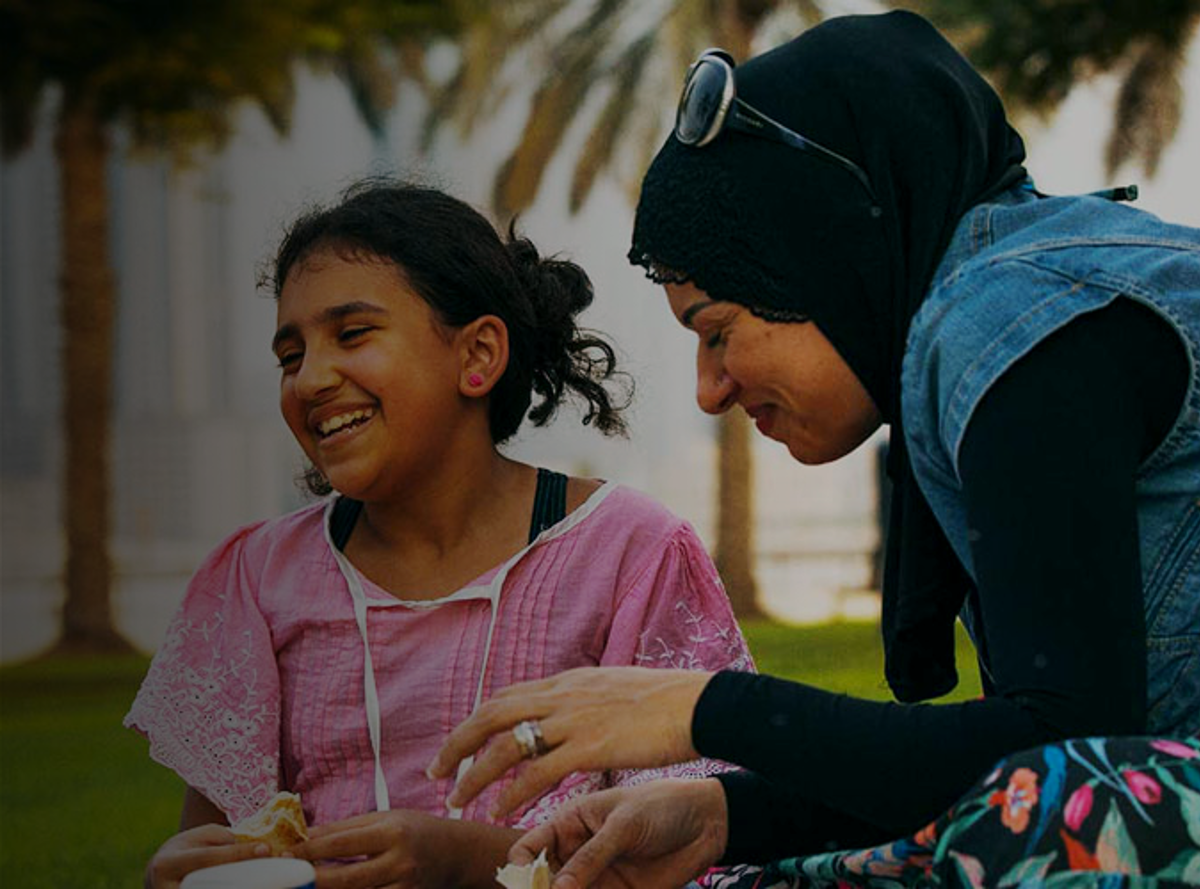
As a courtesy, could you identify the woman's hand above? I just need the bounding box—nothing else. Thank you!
[511,778,728,889]
[289,809,520,889]
[427,667,713,819]
[144,825,270,889]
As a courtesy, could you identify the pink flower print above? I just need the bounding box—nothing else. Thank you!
[1122,770,1162,804]
[990,767,1040,834]
[1064,784,1094,832]
[1150,739,1200,760]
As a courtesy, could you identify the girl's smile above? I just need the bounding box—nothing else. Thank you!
[312,405,376,441]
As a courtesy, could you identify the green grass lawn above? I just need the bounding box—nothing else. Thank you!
[741,617,982,703]
[0,654,186,889]
[0,619,981,888]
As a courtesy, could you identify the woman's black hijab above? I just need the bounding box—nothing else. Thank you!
[629,10,1027,701]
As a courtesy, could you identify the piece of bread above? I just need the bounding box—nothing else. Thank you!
[495,849,551,889]
[231,791,309,855]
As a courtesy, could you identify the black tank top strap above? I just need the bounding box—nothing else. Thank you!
[331,471,565,552]
[528,468,568,543]
[329,496,363,551]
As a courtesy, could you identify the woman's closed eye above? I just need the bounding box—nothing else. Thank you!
[691,308,735,351]
[696,320,727,350]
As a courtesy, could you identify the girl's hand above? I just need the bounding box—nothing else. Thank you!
[511,778,728,889]
[427,667,713,819]
[144,825,270,889]
[289,809,520,889]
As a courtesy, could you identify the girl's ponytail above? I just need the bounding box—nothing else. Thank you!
[504,227,631,438]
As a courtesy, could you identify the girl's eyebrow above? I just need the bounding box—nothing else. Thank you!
[272,300,387,352]
[680,299,718,329]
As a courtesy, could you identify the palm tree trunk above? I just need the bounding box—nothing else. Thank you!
[715,410,763,618]
[51,95,134,654]
[711,1,765,620]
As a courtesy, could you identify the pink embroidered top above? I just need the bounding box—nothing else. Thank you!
[125,482,753,830]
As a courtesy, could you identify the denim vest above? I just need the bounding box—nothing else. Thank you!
[902,185,1200,737]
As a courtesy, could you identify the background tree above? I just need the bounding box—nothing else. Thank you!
[0,0,471,655]
[908,0,1200,178]
[426,0,1199,617]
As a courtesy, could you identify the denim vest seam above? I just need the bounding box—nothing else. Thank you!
[944,254,1200,471]
[944,269,1115,469]
[1135,297,1200,473]
[1147,635,1200,651]
[1144,498,1200,636]
[934,205,993,290]
[971,202,993,255]
[1145,647,1199,733]
[974,235,1200,266]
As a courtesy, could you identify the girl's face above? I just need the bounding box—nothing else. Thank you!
[274,250,467,500]
[666,281,882,464]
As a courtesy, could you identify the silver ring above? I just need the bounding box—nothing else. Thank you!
[512,719,548,759]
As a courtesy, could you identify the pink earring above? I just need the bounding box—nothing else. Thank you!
[467,373,484,387]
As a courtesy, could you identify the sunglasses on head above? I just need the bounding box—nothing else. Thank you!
[675,49,878,205]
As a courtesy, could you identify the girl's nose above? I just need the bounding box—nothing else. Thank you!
[293,347,340,400]
[696,361,736,415]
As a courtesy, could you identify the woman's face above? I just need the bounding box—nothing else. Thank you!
[666,281,882,465]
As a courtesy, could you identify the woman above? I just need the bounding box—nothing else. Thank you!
[428,11,1200,887]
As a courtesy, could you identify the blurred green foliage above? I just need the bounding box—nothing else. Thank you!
[0,0,473,155]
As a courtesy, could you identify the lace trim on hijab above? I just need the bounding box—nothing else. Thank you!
[637,258,692,285]
[748,306,810,323]
[635,258,810,324]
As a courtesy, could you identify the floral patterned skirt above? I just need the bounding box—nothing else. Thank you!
[705,735,1200,888]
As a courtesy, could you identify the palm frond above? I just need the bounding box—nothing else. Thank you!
[712,0,786,56]
[568,32,655,212]
[338,45,399,137]
[247,69,297,138]
[395,38,431,91]
[420,0,572,148]
[491,0,630,216]
[1105,33,1187,178]
[491,49,602,216]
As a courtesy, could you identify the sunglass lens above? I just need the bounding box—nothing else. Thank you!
[675,58,728,145]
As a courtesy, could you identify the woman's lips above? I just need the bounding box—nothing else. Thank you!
[746,405,776,437]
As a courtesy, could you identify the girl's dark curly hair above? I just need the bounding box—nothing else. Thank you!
[263,177,633,496]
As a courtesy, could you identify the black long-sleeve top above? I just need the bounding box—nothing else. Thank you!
[693,297,1189,862]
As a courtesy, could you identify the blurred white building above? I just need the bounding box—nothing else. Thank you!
[3,26,1198,662]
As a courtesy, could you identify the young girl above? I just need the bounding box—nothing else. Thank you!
[125,179,753,889]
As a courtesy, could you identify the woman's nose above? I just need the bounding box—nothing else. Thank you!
[696,360,736,415]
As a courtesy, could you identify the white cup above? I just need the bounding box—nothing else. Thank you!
[180,858,316,889]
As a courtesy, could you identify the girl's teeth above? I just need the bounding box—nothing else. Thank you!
[318,409,373,436]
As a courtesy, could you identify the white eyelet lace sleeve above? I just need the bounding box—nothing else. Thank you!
[124,528,281,824]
